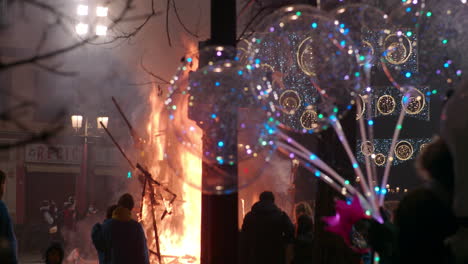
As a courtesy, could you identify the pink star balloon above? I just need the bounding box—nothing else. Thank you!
[323,196,371,250]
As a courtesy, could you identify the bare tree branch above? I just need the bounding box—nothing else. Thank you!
[0,108,66,150]
[165,0,172,47]
[171,0,199,38]
[140,56,170,84]
[0,0,134,71]
[33,62,77,76]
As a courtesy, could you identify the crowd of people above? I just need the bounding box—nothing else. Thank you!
[1,84,468,264]
[0,135,464,264]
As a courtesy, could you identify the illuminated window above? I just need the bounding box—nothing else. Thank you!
[77,5,88,16]
[95,25,107,36]
[75,23,89,35]
[96,6,108,17]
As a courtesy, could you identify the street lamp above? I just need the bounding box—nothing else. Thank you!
[96,6,108,17]
[75,23,89,35]
[74,0,109,36]
[97,116,109,130]
[77,4,89,16]
[70,114,109,216]
[71,115,84,130]
[95,25,107,36]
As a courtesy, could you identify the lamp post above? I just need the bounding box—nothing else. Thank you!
[75,0,109,36]
[71,114,109,216]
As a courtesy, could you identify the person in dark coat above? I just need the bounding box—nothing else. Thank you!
[241,191,295,264]
[293,202,314,264]
[92,204,118,264]
[95,194,149,264]
[395,137,458,264]
[0,170,17,264]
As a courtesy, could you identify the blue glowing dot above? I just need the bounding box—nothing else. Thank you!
[347,105,352,110]
[340,23,345,28]
[374,186,380,192]
[255,59,261,64]
[310,154,317,160]
[368,120,374,126]
[406,31,413,37]
[238,70,243,75]
[344,180,350,185]
[346,200,352,205]
[405,72,412,78]
[315,171,321,177]
[426,91,431,96]
[406,7,411,12]
[381,188,388,195]
[353,163,358,169]
[215,81,220,86]
[169,115,174,120]
[187,57,193,62]
[218,141,224,147]
[234,56,239,61]
[444,63,449,68]
[344,28,349,35]
[311,22,318,28]
[211,114,217,119]
[127,171,132,178]
[340,40,346,46]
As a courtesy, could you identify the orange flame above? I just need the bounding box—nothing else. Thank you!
[142,52,201,263]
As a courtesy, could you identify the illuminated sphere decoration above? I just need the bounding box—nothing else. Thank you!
[300,108,319,130]
[374,153,386,166]
[394,140,414,161]
[356,94,366,120]
[279,90,302,115]
[377,95,396,115]
[401,86,425,115]
[360,140,375,156]
[164,46,275,194]
[248,4,363,134]
[383,33,413,65]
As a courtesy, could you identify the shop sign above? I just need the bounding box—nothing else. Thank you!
[93,147,123,166]
[25,144,82,164]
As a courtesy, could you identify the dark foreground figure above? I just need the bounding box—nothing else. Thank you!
[241,191,294,264]
[395,137,458,264]
[92,193,149,264]
[0,170,17,264]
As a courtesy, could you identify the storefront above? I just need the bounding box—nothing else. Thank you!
[89,145,128,211]
[23,144,82,224]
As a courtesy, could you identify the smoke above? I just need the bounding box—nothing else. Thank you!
[239,152,295,226]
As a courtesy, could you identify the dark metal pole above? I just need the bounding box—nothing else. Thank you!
[200,1,238,264]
